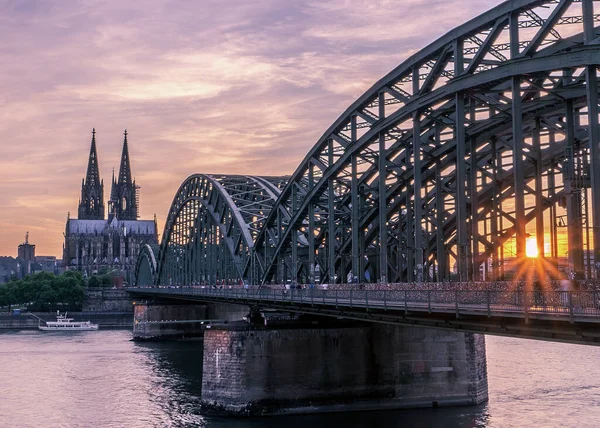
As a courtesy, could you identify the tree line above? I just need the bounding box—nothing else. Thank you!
[0,271,115,312]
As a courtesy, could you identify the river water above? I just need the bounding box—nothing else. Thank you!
[0,329,599,427]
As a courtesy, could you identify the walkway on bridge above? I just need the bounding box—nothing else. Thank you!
[127,286,600,346]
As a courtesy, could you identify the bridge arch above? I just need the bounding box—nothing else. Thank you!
[250,0,600,284]
[134,244,158,286]
[136,0,600,287]
[152,174,285,286]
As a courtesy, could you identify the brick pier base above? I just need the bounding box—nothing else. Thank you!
[201,321,488,416]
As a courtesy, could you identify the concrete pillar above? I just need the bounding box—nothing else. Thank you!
[201,322,488,416]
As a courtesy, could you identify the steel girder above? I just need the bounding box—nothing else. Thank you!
[135,244,159,286]
[139,0,600,287]
[154,174,285,286]
[250,0,600,285]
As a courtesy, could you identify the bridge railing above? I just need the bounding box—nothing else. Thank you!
[127,287,600,319]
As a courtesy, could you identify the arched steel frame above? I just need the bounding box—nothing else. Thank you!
[154,174,286,286]
[138,0,600,287]
[250,0,600,285]
[134,244,159,286]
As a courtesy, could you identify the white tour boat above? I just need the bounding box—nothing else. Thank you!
[38,312,99,331]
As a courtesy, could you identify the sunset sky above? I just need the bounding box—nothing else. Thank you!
[0,0,501,257]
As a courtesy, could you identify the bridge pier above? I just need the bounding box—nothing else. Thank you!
[133,302,208,340]
[201,320,488,416]
[132,301,249,340]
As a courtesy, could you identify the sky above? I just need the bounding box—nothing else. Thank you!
[0,0,503,257]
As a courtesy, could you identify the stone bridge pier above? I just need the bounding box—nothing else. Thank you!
[200,319,488,416]
[132,300,249,340]
[131,301,488,415]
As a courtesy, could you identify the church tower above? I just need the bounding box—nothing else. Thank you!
[78,128,105,220]
[109,130,139,221]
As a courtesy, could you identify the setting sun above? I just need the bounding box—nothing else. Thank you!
[526,237,539,258]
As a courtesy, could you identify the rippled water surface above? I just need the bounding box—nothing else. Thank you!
[0,329,599,427]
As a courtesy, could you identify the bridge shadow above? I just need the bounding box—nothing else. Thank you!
[205,404,489,428]
[133,340,205,425]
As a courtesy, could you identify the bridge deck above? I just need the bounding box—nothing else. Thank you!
[127,287,600,346]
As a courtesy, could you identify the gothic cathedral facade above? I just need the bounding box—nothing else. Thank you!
[63,129,158,285]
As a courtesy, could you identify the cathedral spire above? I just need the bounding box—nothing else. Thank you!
[109,129,138,221]
[78,128,105,220]
[118,129,132,186]
[110,167,116,200]
[85,128,101,187]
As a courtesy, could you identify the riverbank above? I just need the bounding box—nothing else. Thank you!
[0,312,133,329]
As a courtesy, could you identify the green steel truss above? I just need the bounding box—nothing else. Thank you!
[138,0,600,286]
[148,174,286,286]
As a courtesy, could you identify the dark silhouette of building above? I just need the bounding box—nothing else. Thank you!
[17,232,35,275]
[63,129,158,284]
[0,233,60,283]
[34,256,60,274]
[0,256,25,283]
[108,130,139,221]
[78,129,105,220]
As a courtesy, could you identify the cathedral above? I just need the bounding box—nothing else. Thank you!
[63,129,158,285]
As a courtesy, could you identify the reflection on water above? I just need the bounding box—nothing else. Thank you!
[133,340,205,427]
[0,329,599,427]
[0,330,206,427]
[207,406,489,428]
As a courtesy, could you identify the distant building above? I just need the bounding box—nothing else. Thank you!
[17,232,35,275]
[0,256,24,284]
[0,235,64,283]
[34,256,60,274]
[63,129,158,285]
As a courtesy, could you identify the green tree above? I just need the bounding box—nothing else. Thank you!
[99,274,113,287]
[63,270,84,284]
[0,282,18,312]
[4,270,88,312]
[36,283,56,311]
[87,275,101,288]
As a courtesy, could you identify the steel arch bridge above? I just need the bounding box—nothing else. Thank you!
[135,243,159,286]
[135,174,287,286]
[137,0,600,287]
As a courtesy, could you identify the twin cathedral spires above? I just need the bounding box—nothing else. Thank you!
[78,128,139,221]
